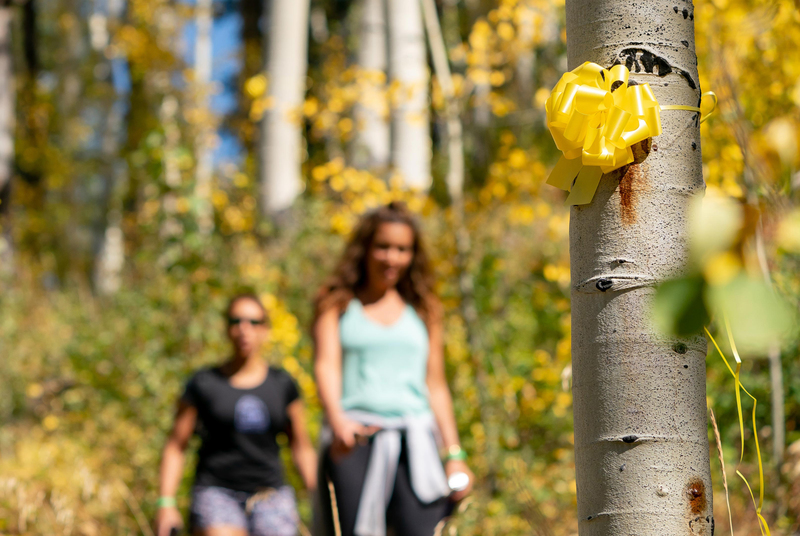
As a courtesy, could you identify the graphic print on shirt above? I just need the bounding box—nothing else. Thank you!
[234,394,270,434]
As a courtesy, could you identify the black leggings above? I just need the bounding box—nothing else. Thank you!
[317,438,450,536]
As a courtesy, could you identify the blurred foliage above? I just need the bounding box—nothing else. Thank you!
[1,0,800,535]
[654,192,798,353]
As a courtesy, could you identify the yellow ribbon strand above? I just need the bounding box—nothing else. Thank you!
[661,91,718,124]
[705,324,771,536]
[546,62,717,205]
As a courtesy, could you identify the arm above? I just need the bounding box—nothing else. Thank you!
[426,317,473,501]
[313,307,376,456]
[286,399,318,492]
[155,401,196,536]
[313,307,346,427]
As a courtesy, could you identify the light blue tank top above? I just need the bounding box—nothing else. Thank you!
[339,299,431,417]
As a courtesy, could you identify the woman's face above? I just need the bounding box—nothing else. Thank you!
[366,222,415,291]
[227,299,269,359]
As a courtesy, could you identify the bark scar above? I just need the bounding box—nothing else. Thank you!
[575,274,655,293]
[613,48,698,90]
[596,434,669,443]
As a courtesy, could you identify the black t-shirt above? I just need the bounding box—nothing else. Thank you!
[181,366,300,492]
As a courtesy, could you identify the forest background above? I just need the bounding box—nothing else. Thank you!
[1,0,800,534]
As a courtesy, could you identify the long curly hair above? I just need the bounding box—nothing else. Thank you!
[313,202,440,326]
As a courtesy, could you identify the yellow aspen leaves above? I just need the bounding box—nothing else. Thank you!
[244,74,268,99]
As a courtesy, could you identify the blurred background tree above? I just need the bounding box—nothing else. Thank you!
[0,0,799,535]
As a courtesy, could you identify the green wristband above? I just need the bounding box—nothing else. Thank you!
[157,496,177,508]
[445,445,467,462]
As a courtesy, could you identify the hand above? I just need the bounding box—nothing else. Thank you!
[155,506,183,536]
[445,459,474,503]
[329,414,380,460]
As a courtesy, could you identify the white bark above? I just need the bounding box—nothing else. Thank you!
[0,5,15,275]
[420,0,463,201]
[91,0,128,294]
[94,213,125,294]
[353,0,390,171]
[515,3,536,107]
[0,6,12,200]
[194,0,214,233]
[93,101,127,295]
[387,0,430,189]
[261,0,310,214]
[566,1,713,534]
[755,219,785,465]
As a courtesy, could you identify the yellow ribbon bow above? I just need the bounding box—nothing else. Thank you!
[545,61,663,205]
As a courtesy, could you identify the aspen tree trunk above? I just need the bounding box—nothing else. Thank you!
[91,0,128,295]
[93,100,127,295]
[260,0,310,215]
[387,0,430,189]
[194,0,214,233]
[515,4,536,108]
[755,221,785,466]
[353,0,390,171]
[0,2,15,274]
[566,1,713,534]
[420,0,463,200]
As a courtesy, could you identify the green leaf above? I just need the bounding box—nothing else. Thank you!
[706,275,799,356]
[653,275,710,337]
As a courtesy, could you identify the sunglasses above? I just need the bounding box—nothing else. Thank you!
[227,317,266,327]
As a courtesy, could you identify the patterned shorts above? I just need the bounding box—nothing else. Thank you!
[190,485,298,536]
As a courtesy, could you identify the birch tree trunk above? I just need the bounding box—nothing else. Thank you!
[387,0,430,190]
[353,0,390,172]
[0,3,15,274]
[566,1,713,534]
[260,0,310,215]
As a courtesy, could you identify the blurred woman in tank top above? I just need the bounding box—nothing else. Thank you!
[313,202,473,536]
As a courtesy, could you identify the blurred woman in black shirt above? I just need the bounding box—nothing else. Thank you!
[155,294,317,536]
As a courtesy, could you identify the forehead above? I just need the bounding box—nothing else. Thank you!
[229,298,265,318]
[373,221,415,246]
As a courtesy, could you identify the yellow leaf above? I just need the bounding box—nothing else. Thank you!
[43,415,59,430]
[777,210,800,253]
[703,251,742,286]
[244,75,268,98]
[508,149,527,169]
[26,383,43,398]
[490,71,506,87]
[312,166,329,182]
[303,97,320,117]
[330,175,346,192]
[497,22,515,41]
[212,190,228,209]
[338,117,354,134]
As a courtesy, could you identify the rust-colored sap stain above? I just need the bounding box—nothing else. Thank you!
[686,479,707,515]
[618,138,652,225]
[619,164,644,225]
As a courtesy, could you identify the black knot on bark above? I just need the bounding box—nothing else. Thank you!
[596,279,613,291]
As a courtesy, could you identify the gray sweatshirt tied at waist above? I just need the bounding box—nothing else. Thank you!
[323,410,451,536]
